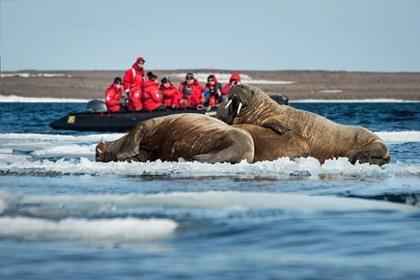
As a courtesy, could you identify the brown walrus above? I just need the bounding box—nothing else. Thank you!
[222,84,390,165]
[217,101,311,162]
[233,124,311,162]
[95,113,254,163]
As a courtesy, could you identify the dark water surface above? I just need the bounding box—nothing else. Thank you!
[1,102,420,280]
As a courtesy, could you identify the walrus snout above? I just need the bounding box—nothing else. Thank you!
[95,141,107,162]
[226,95,242,124]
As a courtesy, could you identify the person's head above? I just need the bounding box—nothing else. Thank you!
[185,72,194,85]
[113,77,122,88]
[161,77,171,87]
[136,57,145,68]
[207,74,217,86]
[230,72,241,85]
[147,71,157,81]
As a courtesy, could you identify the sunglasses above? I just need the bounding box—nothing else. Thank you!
[186,77,194,80]
[208,79,215,82]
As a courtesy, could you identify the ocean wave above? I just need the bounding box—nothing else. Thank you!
[0,217,177,242]
[2,191,416,216]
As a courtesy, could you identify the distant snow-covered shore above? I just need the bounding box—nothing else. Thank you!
[1,94,419,103]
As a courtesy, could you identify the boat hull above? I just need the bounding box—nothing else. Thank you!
[49,108,217,132]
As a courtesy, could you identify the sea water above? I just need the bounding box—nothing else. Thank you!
[0,102,420,280]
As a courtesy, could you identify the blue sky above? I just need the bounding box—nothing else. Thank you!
[1,0,420,71]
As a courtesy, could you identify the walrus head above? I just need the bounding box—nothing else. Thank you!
[95,140,109,162]
[224,84,259,124]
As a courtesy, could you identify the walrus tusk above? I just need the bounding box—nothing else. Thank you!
[237,102,242,114]
[97,148,102,153]
[225,99,232,109]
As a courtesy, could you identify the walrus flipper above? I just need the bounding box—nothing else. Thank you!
[115,126,144,160]
[261,121,290,136]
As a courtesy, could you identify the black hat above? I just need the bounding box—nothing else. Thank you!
[185,72,194,80]
[161,77,170,84]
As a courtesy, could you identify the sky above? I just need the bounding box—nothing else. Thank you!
[1,0,420,72]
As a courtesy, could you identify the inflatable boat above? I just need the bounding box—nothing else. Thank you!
[49,95,289,132]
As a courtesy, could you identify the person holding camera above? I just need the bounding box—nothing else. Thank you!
[202,74,223,108]
[221,72,241,95]
[178,72,204,108]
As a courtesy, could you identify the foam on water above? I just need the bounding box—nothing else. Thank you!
[0,217,177,242]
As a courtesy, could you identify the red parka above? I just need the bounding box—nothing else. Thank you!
[143,80,162,111]
[159,84,179,108]
[105,83,123,112]
[123,63,144,93]
[221,72,241,96]
[178,80,203,108]
[124,63,145,111]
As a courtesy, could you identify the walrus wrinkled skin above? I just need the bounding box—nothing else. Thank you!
[222,84,390,165]
[217,100,311,162]
[95,113,254,163]
[233,124,310,162]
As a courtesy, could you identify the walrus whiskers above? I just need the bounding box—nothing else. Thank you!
[225,99,232,109]
[237,102,243,114]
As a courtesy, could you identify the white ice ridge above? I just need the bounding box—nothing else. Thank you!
[0,133,124,142]
[376,131,420,144]
[0,131,419,145]
[291,99,420,103]
[0,217,177,242]
[20,191,419,213]
[172,73,295,85]
[31,144,96,156]
[0,73,69,78]
[1,156,419,178]
[0,95,89,103]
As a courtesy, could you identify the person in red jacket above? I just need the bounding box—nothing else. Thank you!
[178,72,203,108]
[202,74,223,108]
[142,72,163,111]
[105,77,123,112]
[159,77,179,108]
[124,57,145,111]
[221,72,241,95]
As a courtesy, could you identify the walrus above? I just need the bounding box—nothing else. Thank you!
[95,113,254,163]
[216,101,311,162]
[233,124,310,162]
[222,84,390,165]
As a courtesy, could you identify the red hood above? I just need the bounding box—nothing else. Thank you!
[144,80,158,88]
[229,72,241,83]
[132,63,144,74]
